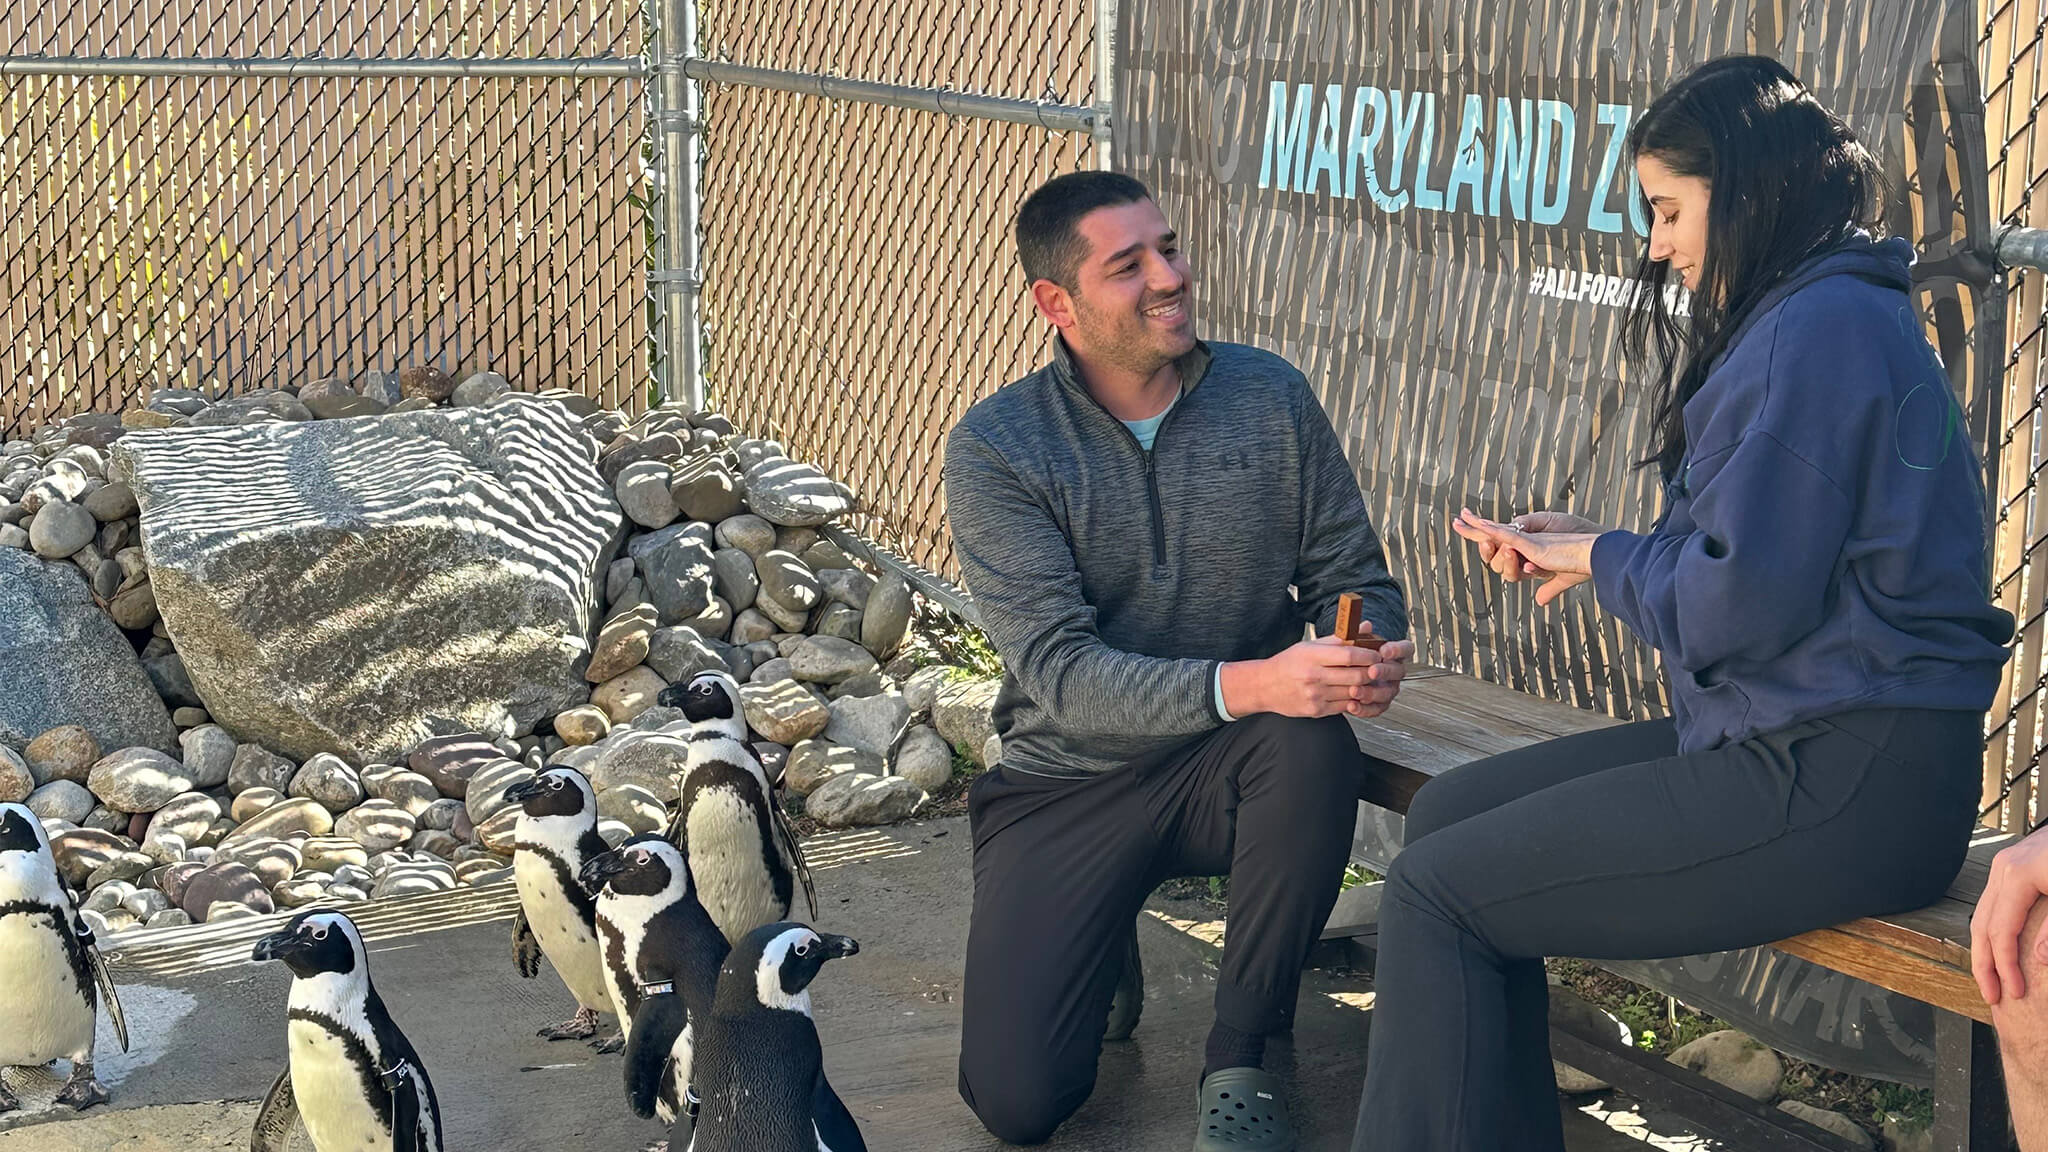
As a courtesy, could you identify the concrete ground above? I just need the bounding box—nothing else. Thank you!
[0,817,1714,1151]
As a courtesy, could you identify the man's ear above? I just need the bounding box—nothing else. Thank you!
[1030,279,1078,329]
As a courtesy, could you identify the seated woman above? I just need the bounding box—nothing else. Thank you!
[1351,55,2014,1151]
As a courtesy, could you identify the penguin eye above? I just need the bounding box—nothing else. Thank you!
[546,776,565,791]
[793,940,811,957]
[310,925,329,942]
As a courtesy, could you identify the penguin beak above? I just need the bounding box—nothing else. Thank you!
[818,933,859,960]
[251,929,301,964]
[503,778,542,804]
[577,851,628,894]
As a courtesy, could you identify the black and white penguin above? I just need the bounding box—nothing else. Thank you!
[688,922,866,1152]
[250,911,443,1152]
[578,836,727,1138]
[0,802,127,1113]
[658,670,815,945]
[505,766,616,1047]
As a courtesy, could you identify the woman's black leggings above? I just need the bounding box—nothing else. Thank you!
[1350,707,1983,1152]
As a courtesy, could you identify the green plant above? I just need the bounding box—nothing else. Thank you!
[1340,864,1381,891]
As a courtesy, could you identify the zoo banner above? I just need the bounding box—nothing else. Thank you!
[1114,0,1997,1085]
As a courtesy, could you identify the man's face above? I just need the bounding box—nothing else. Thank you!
[1039,199,1195,372]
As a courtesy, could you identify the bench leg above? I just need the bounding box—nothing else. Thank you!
[1934,1010,2011,1151]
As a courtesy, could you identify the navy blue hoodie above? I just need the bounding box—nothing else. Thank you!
[1591,235,2013,753]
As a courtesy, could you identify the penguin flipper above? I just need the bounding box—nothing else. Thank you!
[249,1065,298,1152]
[812,1068,866,1152]
[624,994,688,1119]
[771,798,818,919]
[67,910,129,1054]
[88,944,128,1053]
[512,910,543,979]
[388,1063,423,1152]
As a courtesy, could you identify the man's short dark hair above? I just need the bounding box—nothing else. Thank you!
[1014,171,1155,291]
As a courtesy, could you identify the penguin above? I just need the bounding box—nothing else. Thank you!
[250,911,444,1152]
[657,669,816,945]
[578,836,726,1140]
[687,922,866,1152]
[0,802,127,1113]
[505,766,617,1048]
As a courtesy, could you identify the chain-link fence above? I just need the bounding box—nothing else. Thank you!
[0,1,650,438]
[692,0,1101,575]
[1985,0,2048,830]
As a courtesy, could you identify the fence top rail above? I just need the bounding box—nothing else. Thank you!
[0,55,648,79]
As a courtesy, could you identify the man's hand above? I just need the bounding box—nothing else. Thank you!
[1221,633,1415,720]
[1973,828,2048,1004]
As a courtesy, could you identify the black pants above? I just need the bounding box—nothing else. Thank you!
[958,713,1363,1145]
[1352,707,1983,1152]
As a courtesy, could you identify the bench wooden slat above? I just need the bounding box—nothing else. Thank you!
[1775,921,1990,1025]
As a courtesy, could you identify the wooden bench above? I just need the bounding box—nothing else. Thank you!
[1335,667,2013,1152]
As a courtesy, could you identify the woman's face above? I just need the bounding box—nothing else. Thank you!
[1637,153,1711,293]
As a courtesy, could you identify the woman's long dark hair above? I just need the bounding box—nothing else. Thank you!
[1623,55,1886,479]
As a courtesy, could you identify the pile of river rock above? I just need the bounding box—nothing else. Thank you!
[0,367,1000,936]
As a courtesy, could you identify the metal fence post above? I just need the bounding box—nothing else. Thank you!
[651,0,703,409]
[1093,0,1116,169]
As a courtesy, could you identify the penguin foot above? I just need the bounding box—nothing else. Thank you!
[56,1068,108,1111]
[592,1031,626,1055]
[538,1007,601,1041]
[0,1082,20,1113]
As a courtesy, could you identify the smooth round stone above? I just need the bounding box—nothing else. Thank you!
[30,500,96,558]
[451,372,511,407]
[228,746,297,796]
[145,792,223,847]
[592,666,668,725]
[553,706,611,747]
[818,567,876,609]
[409,830,463,859]
[774,526,820,555]
[301,836,371,874]
[465,760,535,825]
[142,832,189,866]
[144,908,193,929]
[181,861,274,920]
[87,747,197,814]
[816,603,863,644]
[331,864,374,890]
[86,852,155,888]
[231,787,284,822]
[335,800,418,854]
[178,726,238,789]
[289,754,364,813]
[172,707,212,729]
[372,868,457,900]
[156,860,206,907]
[49,828,129,888]
[83,881,136,914]
[25,726,99,784]
[455,858,509,885]
[750,657,795,685]
[417,798,464,833]
[204,901,262,923]
[616,460,681,530]
[327,884,369,903]
[222,839,304,889]
[273,876,335,908]
[26,774,95,819]
[122,888,172,919]
[789,636,880,685]
[861,573,914,659]
[714,513,776,556]
[587,604,659,684]
[476,807,520,854]
[0,746,33,804]
[370,771,442,817]
[595,784,666,835]
[217,798,333,850]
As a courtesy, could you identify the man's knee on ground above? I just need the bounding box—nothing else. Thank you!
[959,1061,1088,1146]
[1994,898,2048,1083]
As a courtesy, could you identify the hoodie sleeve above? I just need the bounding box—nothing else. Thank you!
[943,424,1221,740]
[1291,381,1408,641]
[1591,428,1853,672]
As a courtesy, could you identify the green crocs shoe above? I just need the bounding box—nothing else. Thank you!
[1193,1067,1295,1151]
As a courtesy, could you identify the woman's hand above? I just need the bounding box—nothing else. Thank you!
[1452,509,1603,606]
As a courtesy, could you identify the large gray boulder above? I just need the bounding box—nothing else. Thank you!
[0,549,176,754]
[115,399,623,764]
